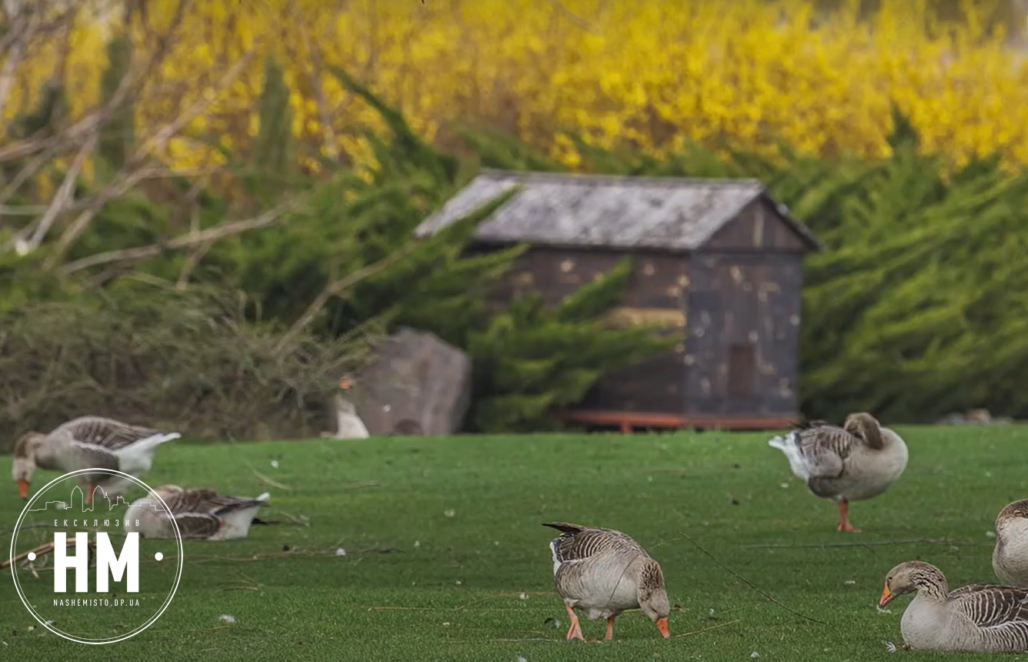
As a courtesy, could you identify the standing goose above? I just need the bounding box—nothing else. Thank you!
[879,560,1028,652]
[544,522,670,641]
[11,416,180,503]
[125,485,270,540]
[767,412,908,532]
[993,500,1028,586]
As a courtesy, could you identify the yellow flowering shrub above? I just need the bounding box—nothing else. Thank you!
[6,0,1028,173]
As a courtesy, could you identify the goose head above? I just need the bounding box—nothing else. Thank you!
[880,561,949,607]
[843,412,884,447]
[637,559,671,638]
[11,432,47,499]
[995,500,1028,540]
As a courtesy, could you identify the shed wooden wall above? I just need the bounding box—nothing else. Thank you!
[489,247,689,415]
[683,253,803,417]
[471,195,812,422]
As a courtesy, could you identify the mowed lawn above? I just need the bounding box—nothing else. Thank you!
[3,426,1028,661]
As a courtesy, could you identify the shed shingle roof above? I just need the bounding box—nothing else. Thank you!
[414,170,820,252]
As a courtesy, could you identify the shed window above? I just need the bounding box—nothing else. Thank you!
[728,343,756,397]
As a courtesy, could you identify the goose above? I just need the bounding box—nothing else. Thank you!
[12,416,180,503]
[320,377,369,439]
[879,560,1028,652]
[993,500,1028,586]
[544,522,670,641]
[767,412,908,532]
[125,485,270,541]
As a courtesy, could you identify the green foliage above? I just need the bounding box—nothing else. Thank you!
[251,55,297,199]
[98,33,135,170]
[469,260,679,432]
[24,67,1026,430]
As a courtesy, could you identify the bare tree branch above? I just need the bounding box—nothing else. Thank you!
[0,9,39,129]
[274,243,419,354]
[41,47,256,265]
[298,22,339,160]
[0,0,191,165]
[60,201,299,275]
[14,131,97,255]
[41,164,162,268]
[134,48,256,160]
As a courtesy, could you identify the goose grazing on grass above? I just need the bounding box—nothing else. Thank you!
[767,412,907,532]
[12,416,180,503]
[544,522,670,641]
[879,560,1028,652]
[125,486,270,540]
[993,500,1028,586]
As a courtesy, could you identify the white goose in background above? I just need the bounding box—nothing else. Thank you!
[125,486,270,541]
[767,412,908,532]
[321,376,369,439]
[993,499,1028,586]
[544,522,671,641]
[12,416,180,503]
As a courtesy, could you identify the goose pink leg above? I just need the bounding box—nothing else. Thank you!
[565,605,584,641]
[836,500,860,532]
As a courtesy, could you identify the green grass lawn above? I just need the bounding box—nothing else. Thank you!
[4,426,1028,661]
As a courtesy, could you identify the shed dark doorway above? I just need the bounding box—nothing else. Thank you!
[728,343,756,397]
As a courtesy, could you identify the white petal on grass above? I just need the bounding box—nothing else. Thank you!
[335,548,347,556]
[219,615,236,624]
[270,460,279,469]
[444,509,456,518]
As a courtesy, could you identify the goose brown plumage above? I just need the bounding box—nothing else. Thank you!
[767,412,908,532]
[12,416,180,503]
[544,522,670,641]
[125,485,270,541]
[879,561,1028,652]
[993,500,1028,586]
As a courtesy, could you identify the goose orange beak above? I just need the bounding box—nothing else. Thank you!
[656,617,670,638]
[17,480,29,499]
[878,584,894,607]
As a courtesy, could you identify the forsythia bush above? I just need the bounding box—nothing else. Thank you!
[7,0,1028,174]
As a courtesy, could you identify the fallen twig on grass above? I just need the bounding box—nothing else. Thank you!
[1,538,93,570]
[246,463,292,491]
[0,522,56,538]
[655,529,826,626]
[743,538,983,549]
[672,618,742,639]
[340,480,382,490]
[273,511,310,528]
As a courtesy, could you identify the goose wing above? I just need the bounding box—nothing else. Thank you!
[165,488,267,516]
[543,522,647,565]
[952,584,1028,646]
[171,512,222,539]
[59,416,172,449]
[793,424,857,479]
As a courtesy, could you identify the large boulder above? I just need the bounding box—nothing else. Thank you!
[347,328,472,436]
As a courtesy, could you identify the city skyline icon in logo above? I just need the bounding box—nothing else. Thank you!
[9,469,184,645]
[27,483,166,515]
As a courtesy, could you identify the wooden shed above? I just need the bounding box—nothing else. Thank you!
[414,170,822,431]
